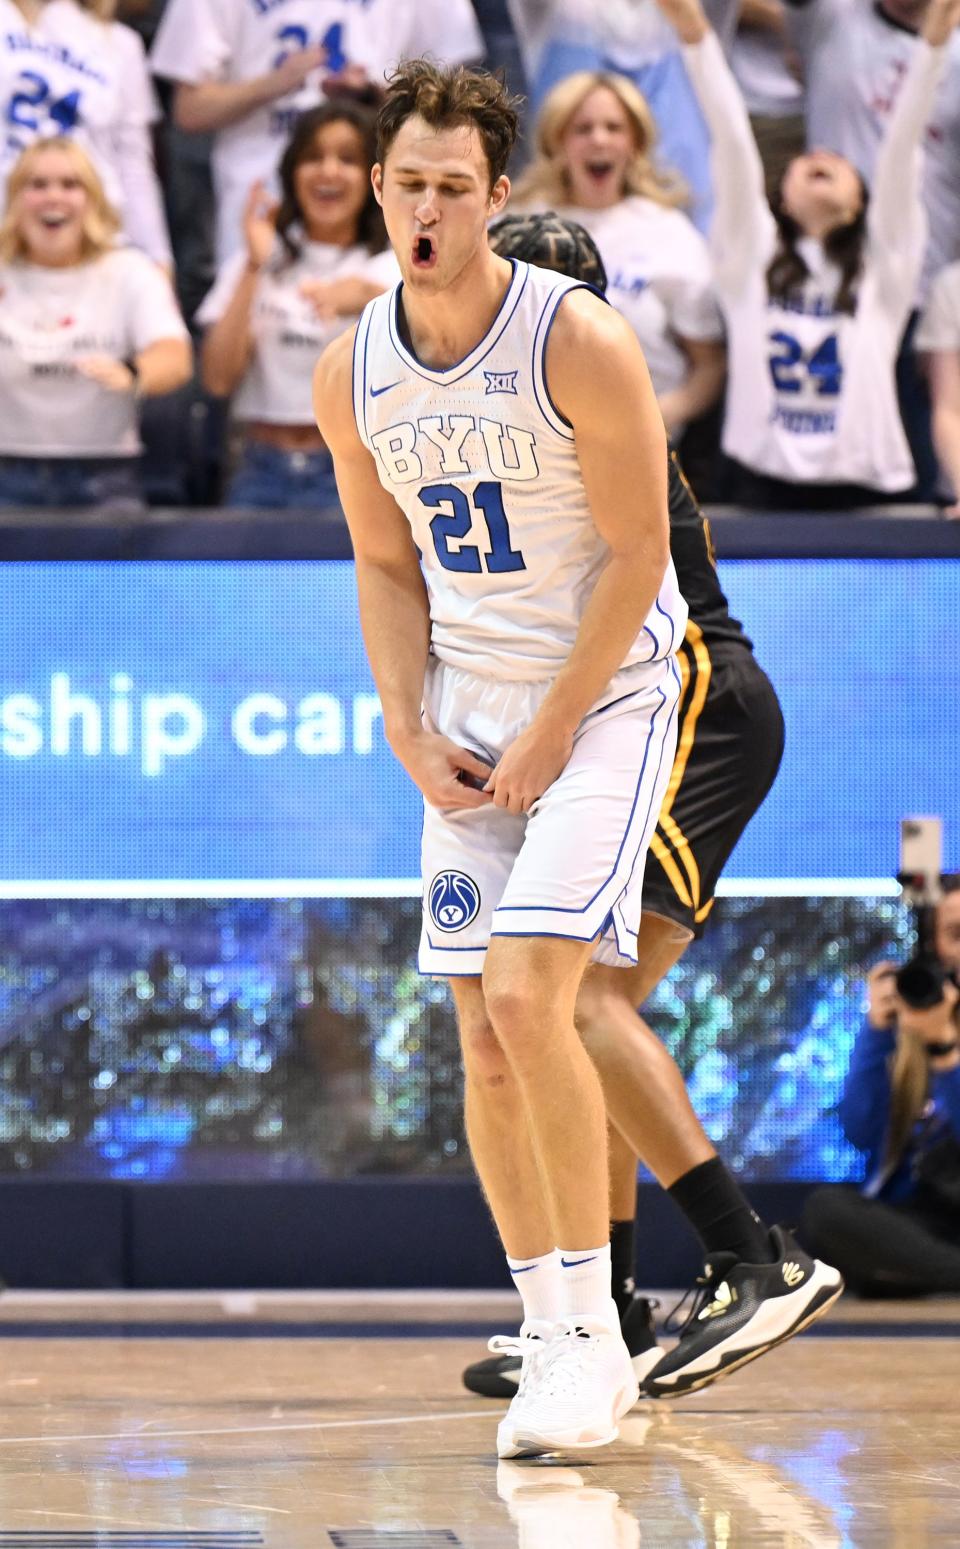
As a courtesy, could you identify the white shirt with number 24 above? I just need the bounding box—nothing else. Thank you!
[684,28,945,489]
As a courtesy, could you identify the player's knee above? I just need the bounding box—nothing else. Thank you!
[481,974,546,1054]
[575,976,619,1038]
[458,1013,509,1083]
[575,976,634,1061]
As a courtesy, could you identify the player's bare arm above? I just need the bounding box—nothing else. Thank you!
[486,290,670,815]
[313,333,492,812]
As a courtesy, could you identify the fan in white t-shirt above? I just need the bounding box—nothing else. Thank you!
[510,71,725,441]
[506,0,740,233]
[784,0,960,297]
[150,0,484,268]
[0,0,172,265]
[199,100,398,510]
[653,0,959,506]
[0,137,191,509]
[916,262,960,513]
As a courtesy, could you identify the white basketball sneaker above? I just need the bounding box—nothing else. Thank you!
[496,1318,556,1460]
[509,1315,639,1455]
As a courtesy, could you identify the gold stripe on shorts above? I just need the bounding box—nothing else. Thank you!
[649,831,694,910]
[654,620,712,913]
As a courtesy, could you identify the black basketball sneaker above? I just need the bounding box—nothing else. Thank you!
[463,1295,662,1399]
[643,1226,843,1399]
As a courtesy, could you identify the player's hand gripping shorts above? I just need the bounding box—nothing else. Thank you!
[418,655,681,976]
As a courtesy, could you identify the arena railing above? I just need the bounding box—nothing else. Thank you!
[0,504,956,561]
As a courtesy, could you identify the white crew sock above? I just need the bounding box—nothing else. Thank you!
[506,1248,562,1324]
[557,1242,619,1330]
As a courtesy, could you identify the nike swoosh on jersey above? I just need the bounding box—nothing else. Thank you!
[370,380,402,397]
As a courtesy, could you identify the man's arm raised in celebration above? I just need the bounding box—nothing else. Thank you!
[486,290,671,815]
[313,331,492,812]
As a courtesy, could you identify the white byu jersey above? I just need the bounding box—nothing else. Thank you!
[353,260,687,683]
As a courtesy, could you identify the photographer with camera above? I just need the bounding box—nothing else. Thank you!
[803,880,960,1296]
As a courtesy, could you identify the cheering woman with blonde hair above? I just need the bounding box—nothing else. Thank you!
[511,68,726,440]
[0,138,190,508]
[0,0,171,264]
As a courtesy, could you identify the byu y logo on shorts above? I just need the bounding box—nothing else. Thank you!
[429,870,481,932]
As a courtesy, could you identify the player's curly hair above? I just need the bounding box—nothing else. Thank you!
[377,59,521,189]
[489,211,608,294]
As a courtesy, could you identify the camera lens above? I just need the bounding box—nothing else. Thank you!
[895,956,947,1011]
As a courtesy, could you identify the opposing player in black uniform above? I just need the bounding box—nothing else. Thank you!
[463,213,842,1401]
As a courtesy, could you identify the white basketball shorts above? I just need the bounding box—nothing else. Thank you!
[418,654,681,976]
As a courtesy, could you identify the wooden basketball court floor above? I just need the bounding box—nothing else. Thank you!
[0,1291,957,1547]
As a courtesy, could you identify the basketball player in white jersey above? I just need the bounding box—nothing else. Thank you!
[314,61,687,1457]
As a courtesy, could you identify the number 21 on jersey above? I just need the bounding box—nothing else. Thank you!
[420,482,526,575]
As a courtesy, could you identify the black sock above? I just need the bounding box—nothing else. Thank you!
[668,1157,775,1264]
[609,1218,637,1317]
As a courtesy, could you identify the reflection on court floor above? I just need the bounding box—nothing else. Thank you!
[0,1292,955,1547]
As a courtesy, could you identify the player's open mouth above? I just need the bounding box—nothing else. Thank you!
[586,160,615,182]
[412,234,437,268]
[39,211,70,228]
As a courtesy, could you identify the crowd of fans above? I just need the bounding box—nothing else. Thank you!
[1,0,960,510]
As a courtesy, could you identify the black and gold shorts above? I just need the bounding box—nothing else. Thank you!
[643,626,785,938]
